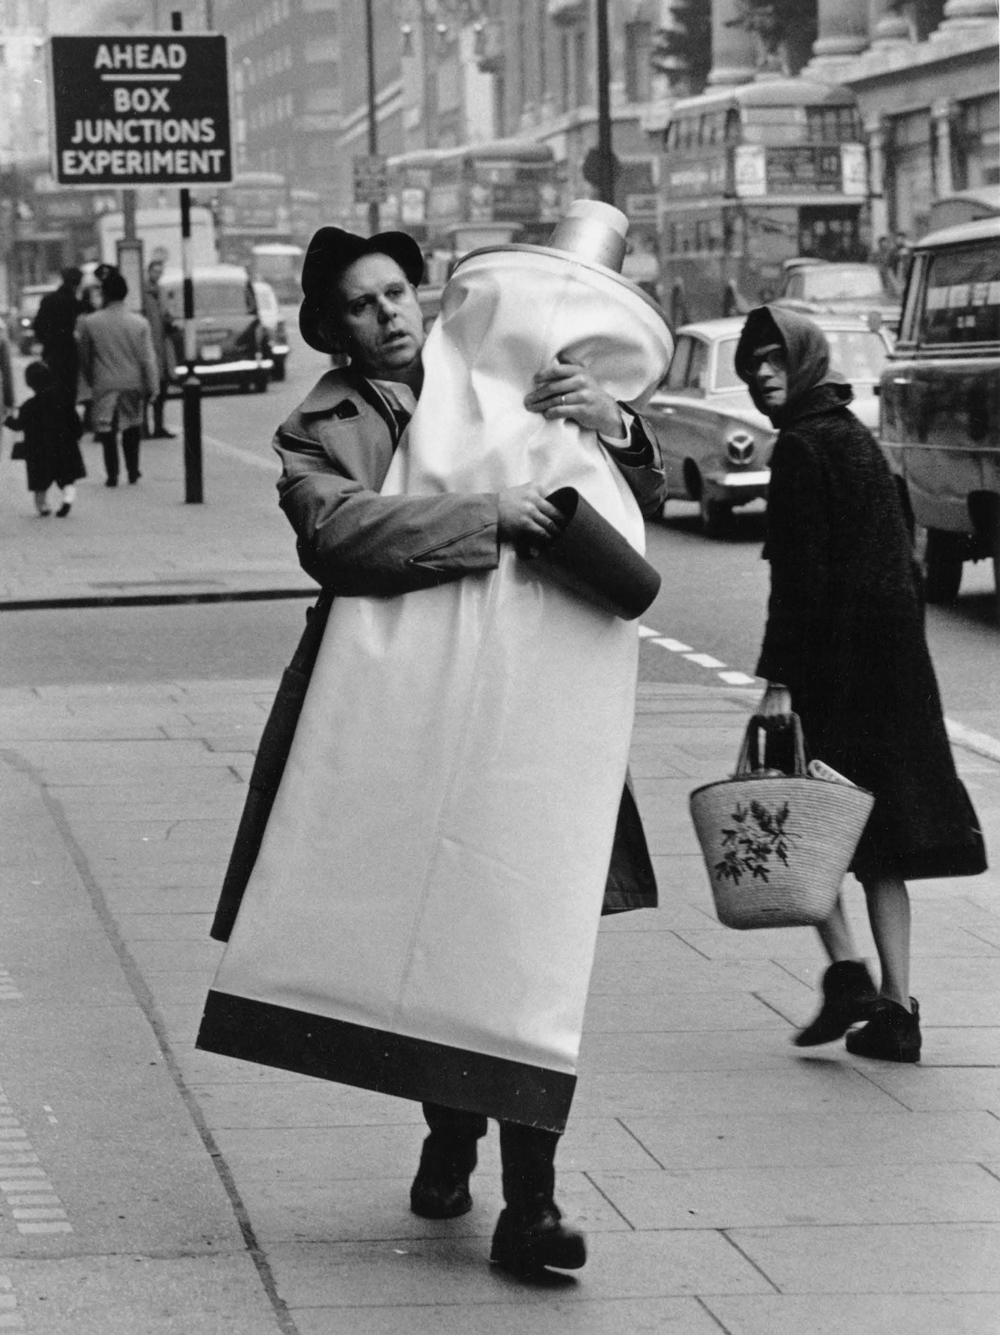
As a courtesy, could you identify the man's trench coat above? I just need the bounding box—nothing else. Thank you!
[210,367,661,942]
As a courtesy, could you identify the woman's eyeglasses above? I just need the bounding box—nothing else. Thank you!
[747,346,788,373]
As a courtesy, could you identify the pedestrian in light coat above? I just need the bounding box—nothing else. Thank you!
[142,258,176,438]
[77,267,159,486]
[736,305,985,1064]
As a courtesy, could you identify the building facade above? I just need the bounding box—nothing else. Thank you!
[2,0,996,291]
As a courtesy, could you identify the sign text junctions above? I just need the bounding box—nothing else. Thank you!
[49,35,232,186]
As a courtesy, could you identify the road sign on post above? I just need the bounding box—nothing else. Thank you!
[353,155,388,206]
[48,31,230,505]
[48,34,233,188]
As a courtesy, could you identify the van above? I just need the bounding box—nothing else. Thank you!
[159,264,272,394]
[879,217,1000,617]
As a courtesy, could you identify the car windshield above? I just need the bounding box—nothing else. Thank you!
[801,266,886,301]
[162,281,255,318]
[714,331,888,390]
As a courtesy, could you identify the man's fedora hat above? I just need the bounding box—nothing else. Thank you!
[299,226,425,354]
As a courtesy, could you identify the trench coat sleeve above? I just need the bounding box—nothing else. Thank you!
[275,421,501,596]
[602,410,668,518]
[756,433,831,690]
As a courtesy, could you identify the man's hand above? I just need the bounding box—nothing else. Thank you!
[497,483,565,553]
[524,356,624,438]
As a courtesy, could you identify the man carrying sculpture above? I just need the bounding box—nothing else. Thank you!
[206,221,667,1276]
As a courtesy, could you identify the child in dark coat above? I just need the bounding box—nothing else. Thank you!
[5,361,86,517]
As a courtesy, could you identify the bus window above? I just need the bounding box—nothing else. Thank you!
[919,240,1000,344]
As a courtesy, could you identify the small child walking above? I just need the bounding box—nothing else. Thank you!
[5,361,86,517]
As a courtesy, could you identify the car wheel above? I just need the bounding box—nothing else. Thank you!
[271,357,286,382]
[923,527,964,604]
[699,494,730,538]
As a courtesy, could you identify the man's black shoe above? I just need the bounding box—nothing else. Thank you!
[409,1133,476,1219]
[149,428,176,439]
[490,1201,587,1276]
[794,960,878,1047]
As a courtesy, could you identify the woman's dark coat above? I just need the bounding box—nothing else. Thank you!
[736,306,983,881]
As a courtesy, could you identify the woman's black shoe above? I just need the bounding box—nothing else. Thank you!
[846,996,921,1063]
[409,1131,476,1219]
[490,1200,587,1276]
[794,960,878,1047]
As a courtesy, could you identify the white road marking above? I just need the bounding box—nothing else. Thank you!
[945,719,1000,766]
[0,971,22,1002]
[641,624,1000,764]
[718,671,758,686]
[0,1086,72,1237]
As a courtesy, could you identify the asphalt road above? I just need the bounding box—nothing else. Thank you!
[3,314,997,731]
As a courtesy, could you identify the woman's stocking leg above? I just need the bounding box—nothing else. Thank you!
[862,872,911,1006]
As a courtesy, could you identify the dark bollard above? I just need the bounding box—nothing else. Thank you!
[183,372,203,504]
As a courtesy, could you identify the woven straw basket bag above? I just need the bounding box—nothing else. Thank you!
[689,715,875,930]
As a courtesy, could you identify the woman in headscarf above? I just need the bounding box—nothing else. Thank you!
[735,306,985,1063]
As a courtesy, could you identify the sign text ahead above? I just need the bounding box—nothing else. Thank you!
[49,34,233,187]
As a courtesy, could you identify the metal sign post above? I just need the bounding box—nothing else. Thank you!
[48,25,232,503]
[353,155,389,221]
[172,11,202,503]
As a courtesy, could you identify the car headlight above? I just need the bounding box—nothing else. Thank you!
[726,430,756,465]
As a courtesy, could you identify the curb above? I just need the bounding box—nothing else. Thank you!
[0,587,317,613]
[946,718,1000,767]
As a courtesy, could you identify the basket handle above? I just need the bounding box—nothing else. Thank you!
[735,713,808,778]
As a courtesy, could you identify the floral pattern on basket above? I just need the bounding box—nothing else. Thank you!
[715,800,798,885]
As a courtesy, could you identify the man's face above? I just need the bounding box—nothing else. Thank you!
[328,254,424,380]
[747,342,788,411]
[148,261,164,285]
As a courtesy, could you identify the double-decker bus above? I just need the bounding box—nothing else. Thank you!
[658,79,870,326]
[214,171,293,267]
[386,140,561,282]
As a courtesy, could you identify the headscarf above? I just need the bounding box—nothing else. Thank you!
[734,305,849,427]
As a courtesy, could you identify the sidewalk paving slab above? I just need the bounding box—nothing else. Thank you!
[1,670,999,1332]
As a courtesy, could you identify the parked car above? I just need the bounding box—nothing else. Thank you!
[251,279,290,381]
[159,264,272,393]
[646,314,893,535]
[878,216,1000,616]
[12,282,58,354]
[774,260,902,334]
